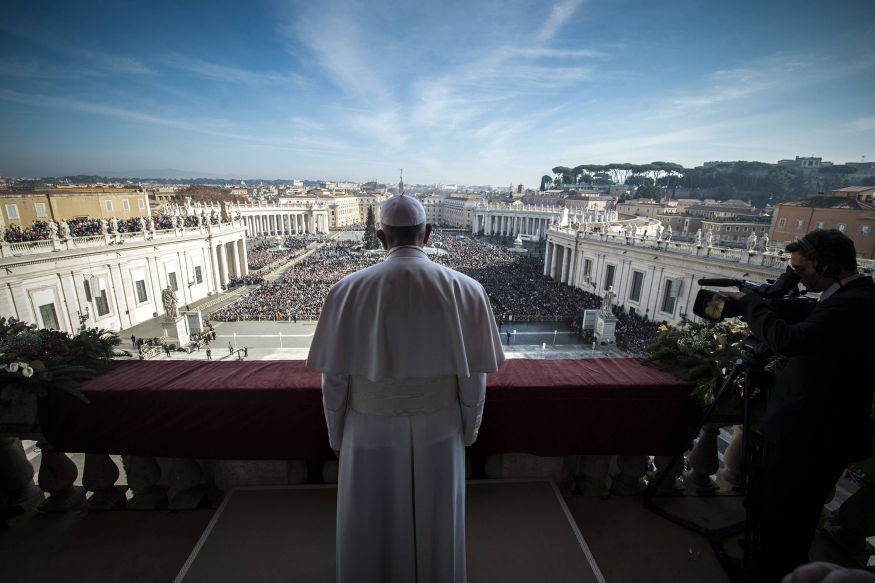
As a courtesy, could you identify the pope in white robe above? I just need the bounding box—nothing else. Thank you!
[307,194,505,583]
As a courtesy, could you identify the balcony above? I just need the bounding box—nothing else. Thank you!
[1,359,872,582]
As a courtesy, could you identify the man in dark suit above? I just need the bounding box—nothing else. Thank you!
[728,229,875,582]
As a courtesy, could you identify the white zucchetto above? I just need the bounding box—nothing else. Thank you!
[380,194,426,227]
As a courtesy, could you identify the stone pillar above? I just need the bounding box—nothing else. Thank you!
[651,455,685,495]
[125,455,169,510]
[168,458,208,510]
[36,441,86,512]
[543,242,553,276]
[217,243,228,287]
[83,454,128,511]
[684,425,721,495]
[717,425,743,488]
[239,239,249,276]
[576,455,610,496]
[560,247,571,283]
[550,244,560,279]
[210,244,222,293]
[610,455,648,495]
[230,241,241,279]
[0,437,44,511]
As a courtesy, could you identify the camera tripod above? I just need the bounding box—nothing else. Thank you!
[643,336,773,583]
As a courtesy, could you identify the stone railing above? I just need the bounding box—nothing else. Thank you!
[548,227,796,271]
[1,386,871,566]
[0,220,246,259]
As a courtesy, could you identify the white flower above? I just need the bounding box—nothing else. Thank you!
[21,365,33,378]
[6,362,19,372]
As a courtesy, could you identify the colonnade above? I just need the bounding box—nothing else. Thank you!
[211,238,249,288]
[472,213,554,238]
[243,213,321,238]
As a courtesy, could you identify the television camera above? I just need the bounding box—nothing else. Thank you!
[692,266,817,324]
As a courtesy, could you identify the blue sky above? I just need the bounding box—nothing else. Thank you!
[1,0,873,185]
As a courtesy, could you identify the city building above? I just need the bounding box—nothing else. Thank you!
[0,188,152,228]
[769,193,875,259]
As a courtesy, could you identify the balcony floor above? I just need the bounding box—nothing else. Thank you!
[0,486,859,583]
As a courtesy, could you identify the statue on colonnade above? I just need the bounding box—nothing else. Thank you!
[162,286,179,319]
[601,285,616,317]
[747,232,758,252]
[47,220,59,239]
[705,226,713,248]
[694,228,702,247]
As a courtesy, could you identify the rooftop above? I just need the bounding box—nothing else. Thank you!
[784,196,875,211]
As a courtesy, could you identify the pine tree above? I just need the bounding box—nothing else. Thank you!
[364,207,379,249]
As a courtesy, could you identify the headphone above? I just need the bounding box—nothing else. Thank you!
[797,236,843,280]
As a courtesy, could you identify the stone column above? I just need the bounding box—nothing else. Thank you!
[684,425,721,495]
[576,455,610,496]
[125,455,169,510]
[230,242,241,279]
[560,247,571,283]
[543,242,553,276]
[0,437,44,511]
[83,454,128,511]
[209,244,222,293]
[610,455,648,495]
[36,441,86,512]
[239,239,249,276]
[550,245,560,279]
[217,243,228,287]
[717,425,743,488]
[168,458,208,510]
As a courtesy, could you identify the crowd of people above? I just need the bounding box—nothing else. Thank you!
[208,231,663,352]
[211,241,380,321]
[247,236,312,271]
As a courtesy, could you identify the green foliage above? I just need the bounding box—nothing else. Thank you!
[642,319,747,406]
[0,317,129,411]
[363,207,379,250]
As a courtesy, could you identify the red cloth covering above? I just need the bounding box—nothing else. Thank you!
[38,359,699,461]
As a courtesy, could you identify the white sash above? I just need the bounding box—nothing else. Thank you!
[349,374,458,416]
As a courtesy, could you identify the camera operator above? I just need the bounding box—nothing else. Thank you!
[725,229,875,582]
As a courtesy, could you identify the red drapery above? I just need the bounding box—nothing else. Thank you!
[38,359,700,460]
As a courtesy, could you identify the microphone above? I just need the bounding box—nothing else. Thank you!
[698,278,743,287]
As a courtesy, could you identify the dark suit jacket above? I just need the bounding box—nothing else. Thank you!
[737,276,875,462]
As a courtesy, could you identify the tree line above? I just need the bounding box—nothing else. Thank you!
[540,161,872,206]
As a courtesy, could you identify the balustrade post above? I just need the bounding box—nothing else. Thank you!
[576,455,610,496]
[717,425,743,488]
[825,455,875,558]
[0,437,44,511]
[36,441,86,512]
[610,455,647,495]
[168,458,208,510]
[125,455,169,510]
[650,454,685,494]
[83,454,128,511]
[684,425,721,495]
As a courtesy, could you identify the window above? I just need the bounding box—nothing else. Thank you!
[168,272,178,291]
[604,265,616,290]
[123,199,130,211]
[676,218,681,223]
[138,198,145,209]
[794,220,804,229]
[735,226,740,231]
[857,225,871,236]
[35,203,47,217]
[836,223,847,233]
[105,200,113,212]
[778,218,786,227]
[660,280,677,314]
[39,303,60,330]
[815,222,825,229]
[5,204,19,220]
[743,227,748,232]
[194,265,203,284]
[630,271,644,302]
[135,280,148,303]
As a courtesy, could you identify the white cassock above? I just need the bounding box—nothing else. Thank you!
[307,245,505,583]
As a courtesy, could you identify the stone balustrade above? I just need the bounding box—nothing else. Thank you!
[2,394,870,569]
[0,220,245,259]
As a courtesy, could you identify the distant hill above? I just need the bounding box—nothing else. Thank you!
[103,168,240,180]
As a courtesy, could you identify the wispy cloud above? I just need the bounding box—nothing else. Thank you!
[159,55,306,87]
[845,117,875,131]
[536,0,586,44]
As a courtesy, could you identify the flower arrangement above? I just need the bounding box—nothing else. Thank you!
[642,318,751,407]
[0,317,130,412]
